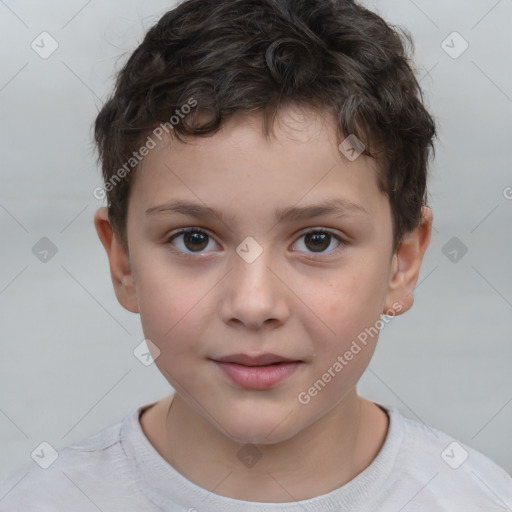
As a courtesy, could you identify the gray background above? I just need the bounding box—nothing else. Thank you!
[1,0,511,482]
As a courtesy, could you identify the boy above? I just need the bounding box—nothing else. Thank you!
[1,0,511,510]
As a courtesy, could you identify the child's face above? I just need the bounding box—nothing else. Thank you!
[96,105,431,444]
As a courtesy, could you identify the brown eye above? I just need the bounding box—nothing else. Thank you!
[168,229,216,253]
[183,231,209,251]
[292,229,343,256]
[304,232,331,252]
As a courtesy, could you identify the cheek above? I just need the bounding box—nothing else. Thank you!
[323,262,384,320]
[134,258,213,361]
[311,260,388,361]
[134,258,184,341]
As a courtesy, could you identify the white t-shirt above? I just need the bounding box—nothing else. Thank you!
[1,399,511,511]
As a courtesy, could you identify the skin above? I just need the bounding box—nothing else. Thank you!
[94,105,432,502]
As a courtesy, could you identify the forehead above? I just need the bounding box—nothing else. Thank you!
[129,106,388,224]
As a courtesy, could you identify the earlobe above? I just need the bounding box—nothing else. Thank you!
[93,207,139,313]
[383,206,433,315]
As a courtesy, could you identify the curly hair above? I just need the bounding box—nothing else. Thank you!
[94,0,436,253]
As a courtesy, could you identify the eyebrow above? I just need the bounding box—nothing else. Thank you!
[145,198,369,222]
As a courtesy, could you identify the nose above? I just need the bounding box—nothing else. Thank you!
[218,245,290,330]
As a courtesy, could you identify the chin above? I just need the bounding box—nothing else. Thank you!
[228,426,296,446]
[216,409,302,446]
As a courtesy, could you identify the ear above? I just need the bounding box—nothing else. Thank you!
[94,207,139,313]
[383,206,433,315]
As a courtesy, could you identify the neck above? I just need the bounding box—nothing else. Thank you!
[146,390,389,502]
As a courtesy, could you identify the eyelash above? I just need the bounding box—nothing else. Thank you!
[165,227,346,260]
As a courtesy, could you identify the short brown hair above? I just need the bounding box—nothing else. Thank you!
[94,0,436,253]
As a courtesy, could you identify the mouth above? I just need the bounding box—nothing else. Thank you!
[212,353,302,366]
[210,353,303,389]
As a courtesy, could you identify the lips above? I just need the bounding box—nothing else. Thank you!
[213,353,301,366]
[211,353,303,389]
